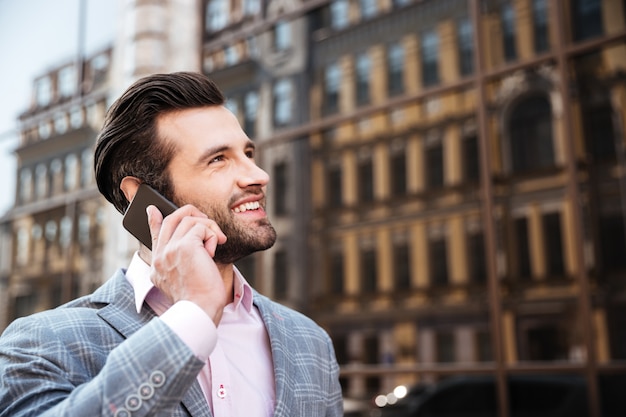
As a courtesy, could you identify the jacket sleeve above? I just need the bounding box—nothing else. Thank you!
[0,315,205,417]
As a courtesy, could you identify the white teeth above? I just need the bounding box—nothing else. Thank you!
[233,201,260,213]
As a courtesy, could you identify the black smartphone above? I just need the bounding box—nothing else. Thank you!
[122,183,178,250]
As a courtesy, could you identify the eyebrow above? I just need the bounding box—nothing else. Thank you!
[194,139,256,166]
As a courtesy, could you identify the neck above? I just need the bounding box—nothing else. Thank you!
[138,245,236,304]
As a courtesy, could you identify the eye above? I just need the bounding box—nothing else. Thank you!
[209,154,225,164]
[245,148,255,159]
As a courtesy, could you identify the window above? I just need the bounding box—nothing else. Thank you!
[35,163,48,198]
[324,62,341,114]
[19,168,32,203]
[358,156,374,203]
[361,247,378,293]
[355,53,371,105]
[60,216,73,248]
[458,18,474,76]
[244,91,259,137]
[273,78,293,126]
[430,237,449,286]
[421,30,440,87]
[360,0,378,20]
[514,217,532,280]
[463,135,480,182]
[81,149,93,186]
[533,0,549,53]
[327,162,343,208]
[274,250,288,299]
[206,0,229,32]
[51,158,63,195]
[543,212,565,277]
[426,142,444,189]
[394,239,411,291]
[390,147,407,197]
[502,2,517,62]
[364,334,380,364]
[78,213,91,245]
[476,330,493,361]
[224,45,239,66]
[58,66,76,98]
[468,231,487,283]
[38,122,51,139]
[272,20,291,51]
[330,249,345,294]
[16,227,29,266]
[521,321,568,360]
[387,42,405,96]
[333,335,348,365]
[273,162,288,215]
[583,95,616,160]
[243,0,260,16]
[572,0,603,41]
[90,53,109,88]
[70,107,83,128]
[45,220,58,242]
[330,0,349,30]
[35,76,52,106]
[599,213,626,271]
[13,293,38,319]
[54,113,68,134]
[509,95,554,173]
[436,331,455,362]
[64,154,78,191]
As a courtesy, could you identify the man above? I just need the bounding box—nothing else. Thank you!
[0,72,343,417]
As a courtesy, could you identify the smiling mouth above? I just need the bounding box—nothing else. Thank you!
[233,201,261,213]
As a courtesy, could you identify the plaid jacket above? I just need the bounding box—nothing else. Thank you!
[0,270,343,417]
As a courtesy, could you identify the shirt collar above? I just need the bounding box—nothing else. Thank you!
[125,251,254,314]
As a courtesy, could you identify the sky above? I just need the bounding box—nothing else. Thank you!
[0,0,117,215]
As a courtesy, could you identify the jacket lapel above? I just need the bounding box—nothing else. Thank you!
[253,292,295,417]
[92,270,212,417]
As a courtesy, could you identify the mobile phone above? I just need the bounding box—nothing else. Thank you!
[122,183,178,250]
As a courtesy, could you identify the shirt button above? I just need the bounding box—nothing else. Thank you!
[217,384,227,399]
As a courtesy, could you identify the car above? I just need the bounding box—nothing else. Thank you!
[377,374,589,417]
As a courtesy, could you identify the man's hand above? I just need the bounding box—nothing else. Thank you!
[147,204,228,325]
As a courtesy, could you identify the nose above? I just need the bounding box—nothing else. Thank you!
[238,157,270,189]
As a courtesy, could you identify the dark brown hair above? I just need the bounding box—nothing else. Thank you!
[94,72,225,213]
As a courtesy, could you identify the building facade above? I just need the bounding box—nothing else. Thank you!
[0,47,113,330]
[303,0,626,415]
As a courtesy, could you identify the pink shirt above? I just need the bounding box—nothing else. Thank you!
[125,252,276,417]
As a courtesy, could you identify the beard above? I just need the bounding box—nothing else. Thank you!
[173,189,277,264]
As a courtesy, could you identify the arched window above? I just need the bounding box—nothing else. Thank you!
[508,95,554,173]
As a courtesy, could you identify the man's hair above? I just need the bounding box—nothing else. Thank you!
[94,72,225,213]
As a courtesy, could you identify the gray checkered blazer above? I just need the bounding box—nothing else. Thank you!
[0,270,343,417]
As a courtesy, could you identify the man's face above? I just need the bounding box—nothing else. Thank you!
[157,106,276,264]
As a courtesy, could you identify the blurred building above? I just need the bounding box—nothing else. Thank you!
[1,0,625,416]
[0,47,113,329]
[298,1,626,416]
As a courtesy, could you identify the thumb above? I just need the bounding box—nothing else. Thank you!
[146,205,163,248]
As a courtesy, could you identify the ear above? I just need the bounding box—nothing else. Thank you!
[120,176,142,203]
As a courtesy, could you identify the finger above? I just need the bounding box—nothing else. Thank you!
[156,204,208,245]
[168,216,227,251]
[146,205,163,249]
